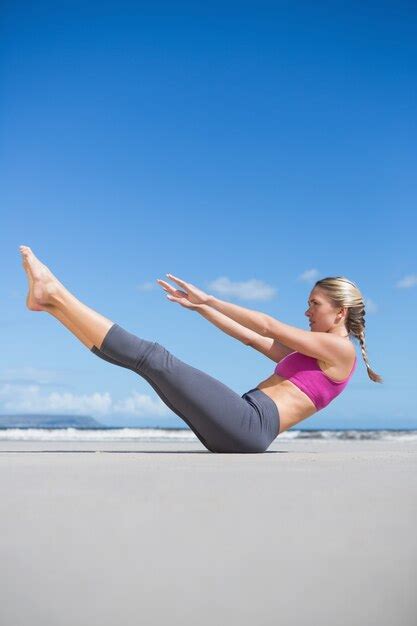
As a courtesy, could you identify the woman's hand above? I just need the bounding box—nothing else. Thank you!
[156,274,210,310]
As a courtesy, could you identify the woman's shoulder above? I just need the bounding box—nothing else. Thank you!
[344,340,357,363]
[318,340,356,381]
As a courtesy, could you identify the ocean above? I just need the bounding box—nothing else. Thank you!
[1,427,416,442]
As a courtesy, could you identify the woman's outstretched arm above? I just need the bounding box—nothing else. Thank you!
[206,296,270,337]
[195,304,257,345]
[196,305,292,362]
[161,274,339,364]
[157,277,264,345]
[206,294,349,365]
[158,274,270,337]
[157,277,291,361]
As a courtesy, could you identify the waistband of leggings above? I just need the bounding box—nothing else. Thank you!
[243,387,280,437]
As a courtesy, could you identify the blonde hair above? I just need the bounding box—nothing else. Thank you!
[314,276,383,383]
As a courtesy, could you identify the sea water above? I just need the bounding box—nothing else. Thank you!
[1,427,416,442]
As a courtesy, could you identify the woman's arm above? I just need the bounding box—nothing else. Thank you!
[157,276,292,361]
[160,274,347,365]
[159,274,271,338]
[206,295,270,337]
[206,295,349,366]
[196,305,292,362]
[196,304,261,345]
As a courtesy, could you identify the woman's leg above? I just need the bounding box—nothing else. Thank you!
[20,245,113,350]
[19,246,279,452]
[43,305,96,349]
[94,323,279,453]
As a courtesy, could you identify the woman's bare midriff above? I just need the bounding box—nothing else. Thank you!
[256,374,317,434]
[256,355,355,435]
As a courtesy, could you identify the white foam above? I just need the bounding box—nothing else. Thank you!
[0,428,416,442]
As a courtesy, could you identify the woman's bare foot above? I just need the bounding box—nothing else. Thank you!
[20,249,43,311]
[19,245,62,310]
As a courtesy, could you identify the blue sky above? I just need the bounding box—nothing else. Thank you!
[1,1,416,429]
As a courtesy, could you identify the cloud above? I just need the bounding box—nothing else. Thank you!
[0,383,113,415]
[0,383,171,418]
[0,366,60,386]
[137,281,156,291]
[396,274,417,289]
[114,391,169,416]
[207,276,277,301]
[298,269,320,283]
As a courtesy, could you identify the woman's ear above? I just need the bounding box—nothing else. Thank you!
[338,306,348,320]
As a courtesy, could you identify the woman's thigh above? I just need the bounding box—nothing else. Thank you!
[94,324,279,453]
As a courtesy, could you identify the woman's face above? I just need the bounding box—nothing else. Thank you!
[305,288,342,333]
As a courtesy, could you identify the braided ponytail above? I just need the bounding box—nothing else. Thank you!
[314,277,383,383]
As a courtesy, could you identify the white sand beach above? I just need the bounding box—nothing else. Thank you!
[1,438,416,626]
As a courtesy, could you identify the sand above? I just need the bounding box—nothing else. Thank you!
[0,438,416,626]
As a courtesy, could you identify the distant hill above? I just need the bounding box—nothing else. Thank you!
[0,414,105,429]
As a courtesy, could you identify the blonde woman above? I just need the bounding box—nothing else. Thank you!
[19,245,382,453]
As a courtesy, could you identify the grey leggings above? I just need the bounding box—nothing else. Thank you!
[91,323,280,453]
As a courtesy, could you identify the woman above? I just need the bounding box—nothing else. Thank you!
[19,245,382,453]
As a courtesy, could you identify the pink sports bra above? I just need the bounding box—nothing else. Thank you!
[274,351,357,410]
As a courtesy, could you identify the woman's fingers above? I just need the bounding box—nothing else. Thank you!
[166,273,188,289]
[156,279,187,298]
[168,295,194,308]
[156,278,171,291]
[156,279,196,309]
[156,279,177,293]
